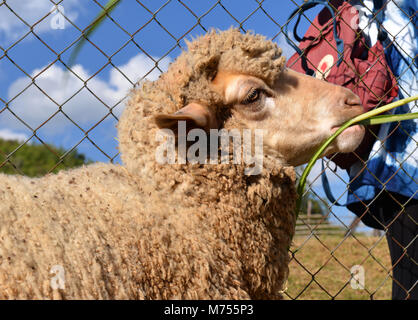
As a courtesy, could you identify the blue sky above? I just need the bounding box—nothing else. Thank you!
[0,0,371,232]
[0,0,308,160]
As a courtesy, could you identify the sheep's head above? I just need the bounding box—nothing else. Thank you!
[119,29,365,175]
[208,69,365,166]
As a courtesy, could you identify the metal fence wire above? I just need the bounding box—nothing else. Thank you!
[0,0,416,299]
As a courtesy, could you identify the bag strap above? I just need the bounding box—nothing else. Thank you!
[285,0,344,76]
[321,158,346,206]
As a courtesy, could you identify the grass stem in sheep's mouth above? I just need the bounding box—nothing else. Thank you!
[296,95,418,218]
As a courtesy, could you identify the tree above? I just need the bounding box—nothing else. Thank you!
[0,139,90,177]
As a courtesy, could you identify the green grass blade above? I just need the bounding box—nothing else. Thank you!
[296,95,418,217]
[359,112,418,125]
[67,0,122,67]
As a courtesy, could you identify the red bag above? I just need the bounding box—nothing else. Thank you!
[286,0,398,169]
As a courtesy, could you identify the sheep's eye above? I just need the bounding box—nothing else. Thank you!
[242,88,260,104]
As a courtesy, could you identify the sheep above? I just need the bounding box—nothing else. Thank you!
[0,29,365,299]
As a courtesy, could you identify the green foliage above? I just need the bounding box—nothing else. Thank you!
[0,139,90,177]
[68,0,122,67]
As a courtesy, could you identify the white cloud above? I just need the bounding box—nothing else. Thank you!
[0,53,171,133]
[110,54,171,93]
[0,0,80,44]
[0,128,28,142]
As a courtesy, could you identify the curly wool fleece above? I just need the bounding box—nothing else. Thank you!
[0,29,295,299]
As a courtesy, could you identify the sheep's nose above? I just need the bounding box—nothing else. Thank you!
[343,91,362,108]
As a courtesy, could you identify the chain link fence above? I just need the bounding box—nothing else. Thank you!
[0,0,416,299]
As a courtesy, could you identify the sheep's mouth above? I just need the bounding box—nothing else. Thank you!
[328,123,365,154]
[330,105,364,134]
[330,124,364,135]
[330,110,364,135]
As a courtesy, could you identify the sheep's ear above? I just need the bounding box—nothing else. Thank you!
[154,103,217,132]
